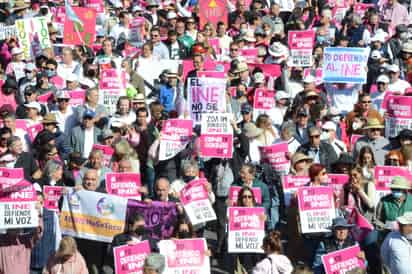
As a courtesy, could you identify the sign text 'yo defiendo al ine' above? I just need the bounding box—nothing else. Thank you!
[200,113,233,159]
[228,207,265,253]
[113,241,150,274]
[298,186,336,234]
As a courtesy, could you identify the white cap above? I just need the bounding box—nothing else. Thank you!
[24,101,41,112]
[376,74,390,84]
[370,50,382,60]
[253,72,265,84]
[167,11,177,19]
[303,75,316,83]
[66,73,78,82]
[56,90,71,99]
[11,47,23,55]
[322,121,337,131]
[275,90,289,101]
[397,212,412,225]
[387,64,400,72]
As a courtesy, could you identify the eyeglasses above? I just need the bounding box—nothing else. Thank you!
[58,99,70,102]
[361,101,371,104]
[310,135,320,139]
[387,158,399,162]
[377,82,387,85]
[242,195,253,199]
[230,48,239,51]
[370,128,381,132]
[322,129,331,132]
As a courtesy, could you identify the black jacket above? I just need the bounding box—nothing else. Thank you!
[296,141,338,172]
[165,39,188,60]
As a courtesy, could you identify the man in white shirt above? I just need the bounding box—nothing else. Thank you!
[321,121,347,157]
[324,83,362,115]
[372,74,390,115]
[57,47,80,82]
[51,90,77,135]
[271,90,290,128]
[109,11,130,42]
[69,110,101,158]
[388,64,411,94]
[150,27,170,59]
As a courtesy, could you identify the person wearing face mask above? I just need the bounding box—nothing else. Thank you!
[375,176,412,236]
[17,63,37,104]
[320,122,347,158]
[381,212,412,274]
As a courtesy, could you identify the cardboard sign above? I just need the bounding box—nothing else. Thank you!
[0,180,39,229]
[44,186,64,212]
[15,17,51,60]
[158,238,210,274]
[63,7,96,46]
[288,30,315,67]
[198,0,228,27]
[60,189,127,242]
[298,186,336,234]
[282,175,309,206]
[113,241,150,274]
[180,179,216,225]
[92,144,114,168]
[27,123,44,142]
[106,172,142,200]
[159,119,193,161]
[259,142,290,174]
[200,113,233,158]
[228,207,265,253]
[322,47,369,83]
[187,77,227,124]
[321,245,365,274]
[228,186,262,206]
[385,96,412,138]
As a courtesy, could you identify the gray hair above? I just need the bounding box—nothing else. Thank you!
[86,87,99,99]
[144,253,165,273]
[181,159,199,174]
[308,126,320,136]
[44,160,62,178]
[7,136,21,148]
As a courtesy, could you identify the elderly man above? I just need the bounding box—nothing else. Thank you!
[152,177,178,202]
[321,121,347,157]
[353,118,391,165]
[381,212,412,274]
[75,87,108,127]
[76,149,111,188]
[297,126,338,172]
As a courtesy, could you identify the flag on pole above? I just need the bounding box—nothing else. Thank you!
[64,0,84,27]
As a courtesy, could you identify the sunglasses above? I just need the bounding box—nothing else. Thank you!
[322,129,331,132]
[58,99,70,102]
[370,128,381,132]
[361,101,371,104]
[242,195,253,199]
[387,158,399,162]
[230,48,239,51]
[310,135,320,139]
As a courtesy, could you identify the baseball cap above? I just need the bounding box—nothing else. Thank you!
[56,90,71,99]
[83,109,96,119]
[387,64,400,72]
[376,74,390,84]
[24,102,41,112]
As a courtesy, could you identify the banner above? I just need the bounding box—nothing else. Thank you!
[63,7,96,46]
[129,17,145,42]
[60,189,127,242]
[106,172,142,200]
[259,142,290,174]
[44,186,64,212]
[158,238,210,274]
[253,88,275,118]
[180,179,216,225]
[15,17,51,60]
[200,113,233,158]
[126,200,178,239]
[187,77,226,124]
[0,180,39,229]
[0,167,24,184]
[288,30,315,67]
[374,165,412,203]
[198,0,228,27]
[322,47,369,83]
[321,245,365,274]
[282,175,309,206]
[385,96,412,137]
[298,186,336,234]
[228,186,262,206]
[0,24,17,40]
[113,241,150,274]
[228,207,265,253]
[92,144,114,167]
[159,119,193,161]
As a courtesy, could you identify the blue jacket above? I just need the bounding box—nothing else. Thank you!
[159,84,176,112]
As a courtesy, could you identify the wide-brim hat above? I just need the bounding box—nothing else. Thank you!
[291,152,313,166]
[234,62,249,74]
[329,217,355,229]
[363,118,384,129]
[397,212,412,225]
[389,176,411,190]
[42,113,58,124]
[268,42,288,57]
[243,123,263,138]
[11,1,29,12]
[402,41,412,53]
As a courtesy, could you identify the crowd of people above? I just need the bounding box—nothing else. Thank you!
[0,0,412,273]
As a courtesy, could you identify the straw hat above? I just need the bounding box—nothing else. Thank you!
[389,176,411,190]
[397,212,412,225]
[42,113,58,124]
[363,118,384,129]
[291,152,313,167]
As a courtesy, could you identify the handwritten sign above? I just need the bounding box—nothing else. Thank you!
[15,17,51,59]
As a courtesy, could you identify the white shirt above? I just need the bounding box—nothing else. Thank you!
[329,138,347,157]
[83,128,94,158]
[388,79,411,94]
[325,83,361,115]
[249,139,262,163]
[57,61,80,81]
[14,128,29,152]
[109,24,130,41]
[381,231,412,274]
[252,253,293,274]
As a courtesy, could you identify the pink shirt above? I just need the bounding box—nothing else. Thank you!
[380,2,410,27]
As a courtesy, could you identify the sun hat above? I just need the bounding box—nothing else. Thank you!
[330,217,355,229]
[275,90,289,101]
[322,121,336,131]
[389,176,411,190]
[132,93,146,103]
[24,102,41,112]
[363,118,384,129]
[253,72,265,84]
[235,62,249,74]
[401,41,412,53]
[291,152,313,167]
[387,64,400,72]
[243,123,263,138]
[397,212,412,225]
[42,113,58,124]
[268,42,288,57]
[376,74,390,84]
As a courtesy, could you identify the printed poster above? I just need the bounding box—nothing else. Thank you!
[259,142,290,174]
[0,167,24,184]
[158,238,210,274]
[281,175,309,207]
[63,7,96,46]
[228,207,265,253]
[297,186,336,233]
[106,172,142,200]
[200,113,233,158]
[228,186,262,206]
[253,88,275,118]
[384,96,412,138]
[180,179,216,225]
[44,186,64,212]
[198,0,228,27]
[374,165,412,204]
[99,69,127,114]
[68,89,86,107]
[159,119,193,161]
[92,144,114,168]
[129,17,145,42]
[288,30,315,67]
[0,24,17,40]
[113,241,150,274]
[321,245,365,274]
[60,189,127,242]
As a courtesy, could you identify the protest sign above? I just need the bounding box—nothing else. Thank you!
[322,47,369,83]
[68,90,86,107]
[92,144,114,167]
[60,189,127,242]
[197,71,226,78]
[0,180,38,229]
[44,186,64,212]
[288,30,315,67]
[321,245,366,274]
[126,200,178,239]
[37,92,54,104]
[208,38,221,55]
[159,119,193,161]
[282,175,309,206]
[239,48,258,63]
[347,208,374,242]
[159,238,210,274]
[52,6,66,25]
[384,96,412,138]
[247,63,282,78]
[228,186,262,206]
[259,142,290,174]
[253,88,275,118]
[63,7,96,46]
[113,241,150,274]
[350,134,363,152]
[228,207,265,253]
[182,60,230,81]
[27,123,44,143]
[198,0,228,27]
[200,113,233,158]
[298,186,336,233]
[0,24,17,40]
[188,77,227,124]
[0,167,24,184]
[99,69,127,114]
[328,174,349,208]
[304,68,323,86]
[15,17,51,60]
[106,172,142,200]
[180,179,216,225]
[374,165,412,203]
[353,3,374,18]
[129,17,145,42]
[85,0,104,13]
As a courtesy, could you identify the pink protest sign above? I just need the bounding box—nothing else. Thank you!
[63,7,96,46]
[298,186,336,233]
[106,172,142,200]
[159,238,210,274]
[208,38,221,55]
[304,68,323,86]
[15,119,28,130]
[321,245,365,274]
[180,179,216,225]
[353,3,374,18]
[347,208,374,242]
[197,71,226,78]
[159,119,193,161]
[122,46,141,58]
[253,89,275,110]
[288,30,315,67]
[385,96,412,137]
[200,113,233,159]
[282,175,309,206]
[228,186,262,206]
[0,180,39,229]
[228,207,265,253]
[374,165,412,202]
[92,144,114,167]
[113,241,150,274]
[99,69,126,92]
[248,63,282,78]
[27,123,44,142]
[328,174,349,208]
[0,168,24,184]
[68,89,86,107]
[85,0,104,13]
[259,142,290,174]
[182,60,230,80]
[198,0,228,27]
[37,92,54,104]
[239,48,258,63]
[350,134,363,152]
[129,17,145,42]
[43,186,64,212]
[53,7,66,24]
